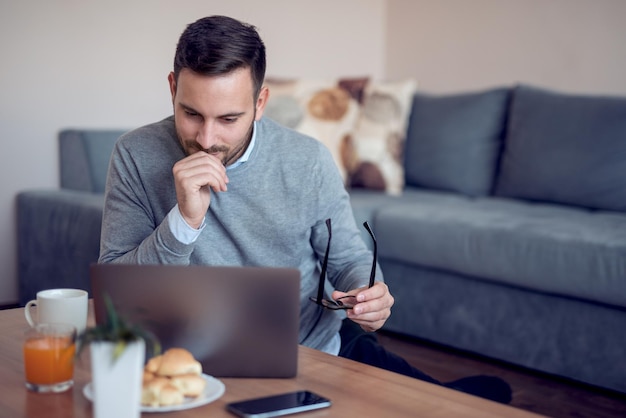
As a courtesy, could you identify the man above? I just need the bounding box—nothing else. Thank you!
[99,15,511,403]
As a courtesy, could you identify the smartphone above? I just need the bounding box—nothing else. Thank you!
[226,390,331,418]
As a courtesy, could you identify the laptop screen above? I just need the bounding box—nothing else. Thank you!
[91,264,301,378]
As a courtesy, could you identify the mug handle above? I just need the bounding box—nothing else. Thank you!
[24,300,38,327]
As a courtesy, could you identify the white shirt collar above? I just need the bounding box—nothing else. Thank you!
[227,121,257,171]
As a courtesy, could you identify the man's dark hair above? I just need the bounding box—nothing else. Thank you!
[173,15,266,98]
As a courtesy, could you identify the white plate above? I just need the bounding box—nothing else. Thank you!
[82,373,225,413]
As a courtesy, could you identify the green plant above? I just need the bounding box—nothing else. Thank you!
[77,294,161,362]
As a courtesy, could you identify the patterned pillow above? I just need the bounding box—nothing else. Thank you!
[264,77,416,194]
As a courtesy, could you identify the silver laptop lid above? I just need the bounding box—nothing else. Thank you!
[90,264,300,378]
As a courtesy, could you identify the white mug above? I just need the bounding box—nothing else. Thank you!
[25,288,88,333]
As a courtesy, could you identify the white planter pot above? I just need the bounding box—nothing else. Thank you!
[90,340,145,418]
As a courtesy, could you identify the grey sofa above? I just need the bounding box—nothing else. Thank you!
[16,84,626,393]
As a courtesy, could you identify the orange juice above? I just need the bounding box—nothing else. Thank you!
[23,335,75,385]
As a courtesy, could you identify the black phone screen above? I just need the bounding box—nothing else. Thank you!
[226,390,331,418]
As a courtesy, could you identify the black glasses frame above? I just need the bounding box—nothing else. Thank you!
[309,219,377,310]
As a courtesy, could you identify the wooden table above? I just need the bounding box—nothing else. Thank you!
[0,306,544,417]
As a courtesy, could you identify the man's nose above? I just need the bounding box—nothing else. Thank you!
[196,121,218,149]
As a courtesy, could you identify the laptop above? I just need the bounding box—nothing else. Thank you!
[90,264,301,378]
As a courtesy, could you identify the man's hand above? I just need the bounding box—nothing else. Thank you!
[332,282,394,332]
[172,151,229,229]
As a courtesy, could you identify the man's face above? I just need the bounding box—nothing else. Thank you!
[168,67,268,165]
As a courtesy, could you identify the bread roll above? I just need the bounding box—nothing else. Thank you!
[155,348,202,376]
[141,377,184,407]
[141,348,205,406]
[158,384,185,406]
[142,370,155,385]
[145,355,162,374]
[170,374,207,397]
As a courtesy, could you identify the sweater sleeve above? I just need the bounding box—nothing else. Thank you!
[99,137,194,265]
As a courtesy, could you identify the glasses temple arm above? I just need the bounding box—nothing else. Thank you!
[316,219,332,303]
[363,221,377,288]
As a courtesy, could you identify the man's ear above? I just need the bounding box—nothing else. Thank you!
[254,86,270,121]
[168,72,177,102]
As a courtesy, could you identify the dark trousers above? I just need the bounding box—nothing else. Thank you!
[338,318,440,385]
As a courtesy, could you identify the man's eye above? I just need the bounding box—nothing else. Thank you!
[184,110,200,117]
[222,117,238,123]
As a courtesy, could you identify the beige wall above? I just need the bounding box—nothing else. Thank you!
[1,0,624,304]
[387,0,626,95]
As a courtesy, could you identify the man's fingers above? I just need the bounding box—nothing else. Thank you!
[173,151,230,227]
[174,151,229,191]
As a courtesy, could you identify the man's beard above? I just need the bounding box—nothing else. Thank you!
[181,119,255,166]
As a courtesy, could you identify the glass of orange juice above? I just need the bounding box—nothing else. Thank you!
[23,323,76,393]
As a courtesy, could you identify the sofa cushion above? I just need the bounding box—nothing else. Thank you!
[264,77,416,194]
[495,85,626,211]
[348,79,417,195]
[348,189,421,250]
[403,88,510,196]
[60,129,127,193]
[374,190,626,309]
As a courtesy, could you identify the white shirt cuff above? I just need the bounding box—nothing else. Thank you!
[167,204,204,244]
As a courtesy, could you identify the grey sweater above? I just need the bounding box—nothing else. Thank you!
[99,116,380,351]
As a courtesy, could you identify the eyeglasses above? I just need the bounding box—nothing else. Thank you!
[309,218,377,310]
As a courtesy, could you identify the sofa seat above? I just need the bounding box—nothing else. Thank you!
[351,190,626,392]
[372,188,626,310]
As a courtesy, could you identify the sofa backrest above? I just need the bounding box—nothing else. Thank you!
[494,85,626,212]
[59,129,127,193]
[403,87,511,197]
